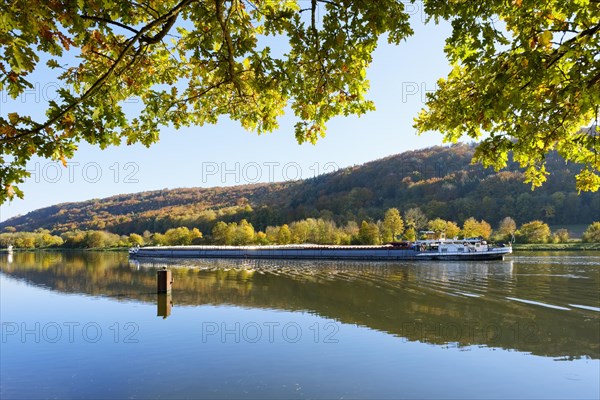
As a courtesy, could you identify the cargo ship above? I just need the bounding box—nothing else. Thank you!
[128,239,512,261]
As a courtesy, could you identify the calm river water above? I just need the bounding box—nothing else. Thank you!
[1,251,599,399]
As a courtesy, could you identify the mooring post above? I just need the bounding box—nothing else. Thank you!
[157,267,173,293]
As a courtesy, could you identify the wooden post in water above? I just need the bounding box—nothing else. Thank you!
[157,267,173,293]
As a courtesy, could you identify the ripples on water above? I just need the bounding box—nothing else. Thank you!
[130,255,600,317]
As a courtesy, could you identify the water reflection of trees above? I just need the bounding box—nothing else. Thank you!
[2,252,598,359]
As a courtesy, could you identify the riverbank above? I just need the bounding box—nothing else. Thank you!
[0,247,128,253]
[3,243,600,253]
[512,242,600,251]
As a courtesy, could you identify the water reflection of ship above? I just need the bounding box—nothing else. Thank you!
[414,261,514,282]
[130,257,268,270]
[129,257,514,278]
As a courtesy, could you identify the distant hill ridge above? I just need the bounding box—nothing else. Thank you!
[2,144,598,234]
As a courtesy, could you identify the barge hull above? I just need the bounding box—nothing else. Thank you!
[131,248,421,261]
[130,246,510,261]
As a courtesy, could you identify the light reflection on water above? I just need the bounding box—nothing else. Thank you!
[0,251,599,399]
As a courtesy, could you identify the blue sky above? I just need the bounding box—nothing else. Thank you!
[0,5,453,223]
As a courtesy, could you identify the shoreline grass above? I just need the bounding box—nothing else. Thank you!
[512,242,600,251]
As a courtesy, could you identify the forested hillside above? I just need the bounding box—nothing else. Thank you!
[2,144,598,236]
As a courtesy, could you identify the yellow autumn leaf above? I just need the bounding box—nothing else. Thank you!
[62,113,74,125]
[5,185,15,198]
[539,31,553,47]
[8,112,19,124]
